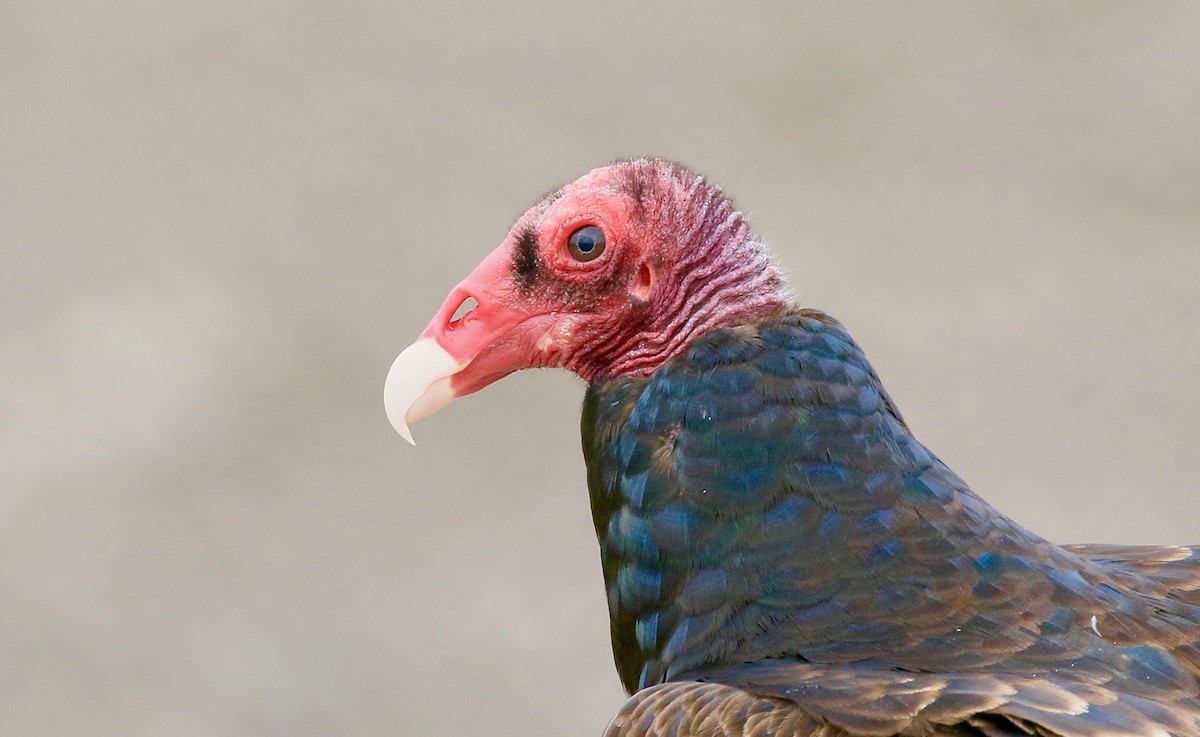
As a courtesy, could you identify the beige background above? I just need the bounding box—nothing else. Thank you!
[3,2,1199,736]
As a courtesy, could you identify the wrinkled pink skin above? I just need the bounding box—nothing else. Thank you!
[416,159,789,405]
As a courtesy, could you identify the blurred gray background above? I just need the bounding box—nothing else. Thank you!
[3,2,1199,735]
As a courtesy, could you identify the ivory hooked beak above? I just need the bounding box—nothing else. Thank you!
[384,242,543,445]
[383,338,467,445]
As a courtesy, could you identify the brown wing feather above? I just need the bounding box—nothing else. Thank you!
[1062,545,1200,607]
[1059,544,1200,680]
[604,681,834,737]
[605,662,1200,737]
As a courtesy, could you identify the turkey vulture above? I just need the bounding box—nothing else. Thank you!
[384,159,1200,736]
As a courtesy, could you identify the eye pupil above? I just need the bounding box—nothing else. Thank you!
[568,225,606,262]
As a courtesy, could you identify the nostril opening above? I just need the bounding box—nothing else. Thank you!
[449,296,479,326]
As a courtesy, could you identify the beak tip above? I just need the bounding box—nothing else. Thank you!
[384,405,416,446]
[383,337,464,446]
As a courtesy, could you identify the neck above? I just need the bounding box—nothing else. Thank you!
[610,241,787,377]
[574,196,789,381]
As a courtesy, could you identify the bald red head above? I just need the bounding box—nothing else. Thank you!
[384,159,788,442]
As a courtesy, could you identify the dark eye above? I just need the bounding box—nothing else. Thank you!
[567,225,606,262]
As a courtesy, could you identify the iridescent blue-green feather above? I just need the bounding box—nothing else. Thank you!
[584,309,1200,736]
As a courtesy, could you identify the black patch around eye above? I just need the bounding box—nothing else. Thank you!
[513,226,539,289]
[567,225,606,262]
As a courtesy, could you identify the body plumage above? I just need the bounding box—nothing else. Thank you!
[587,310,1200,735]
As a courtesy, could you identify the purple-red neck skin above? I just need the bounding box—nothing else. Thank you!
[559,166,790,382]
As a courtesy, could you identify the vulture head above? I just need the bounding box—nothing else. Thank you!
[384,159,788,443]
